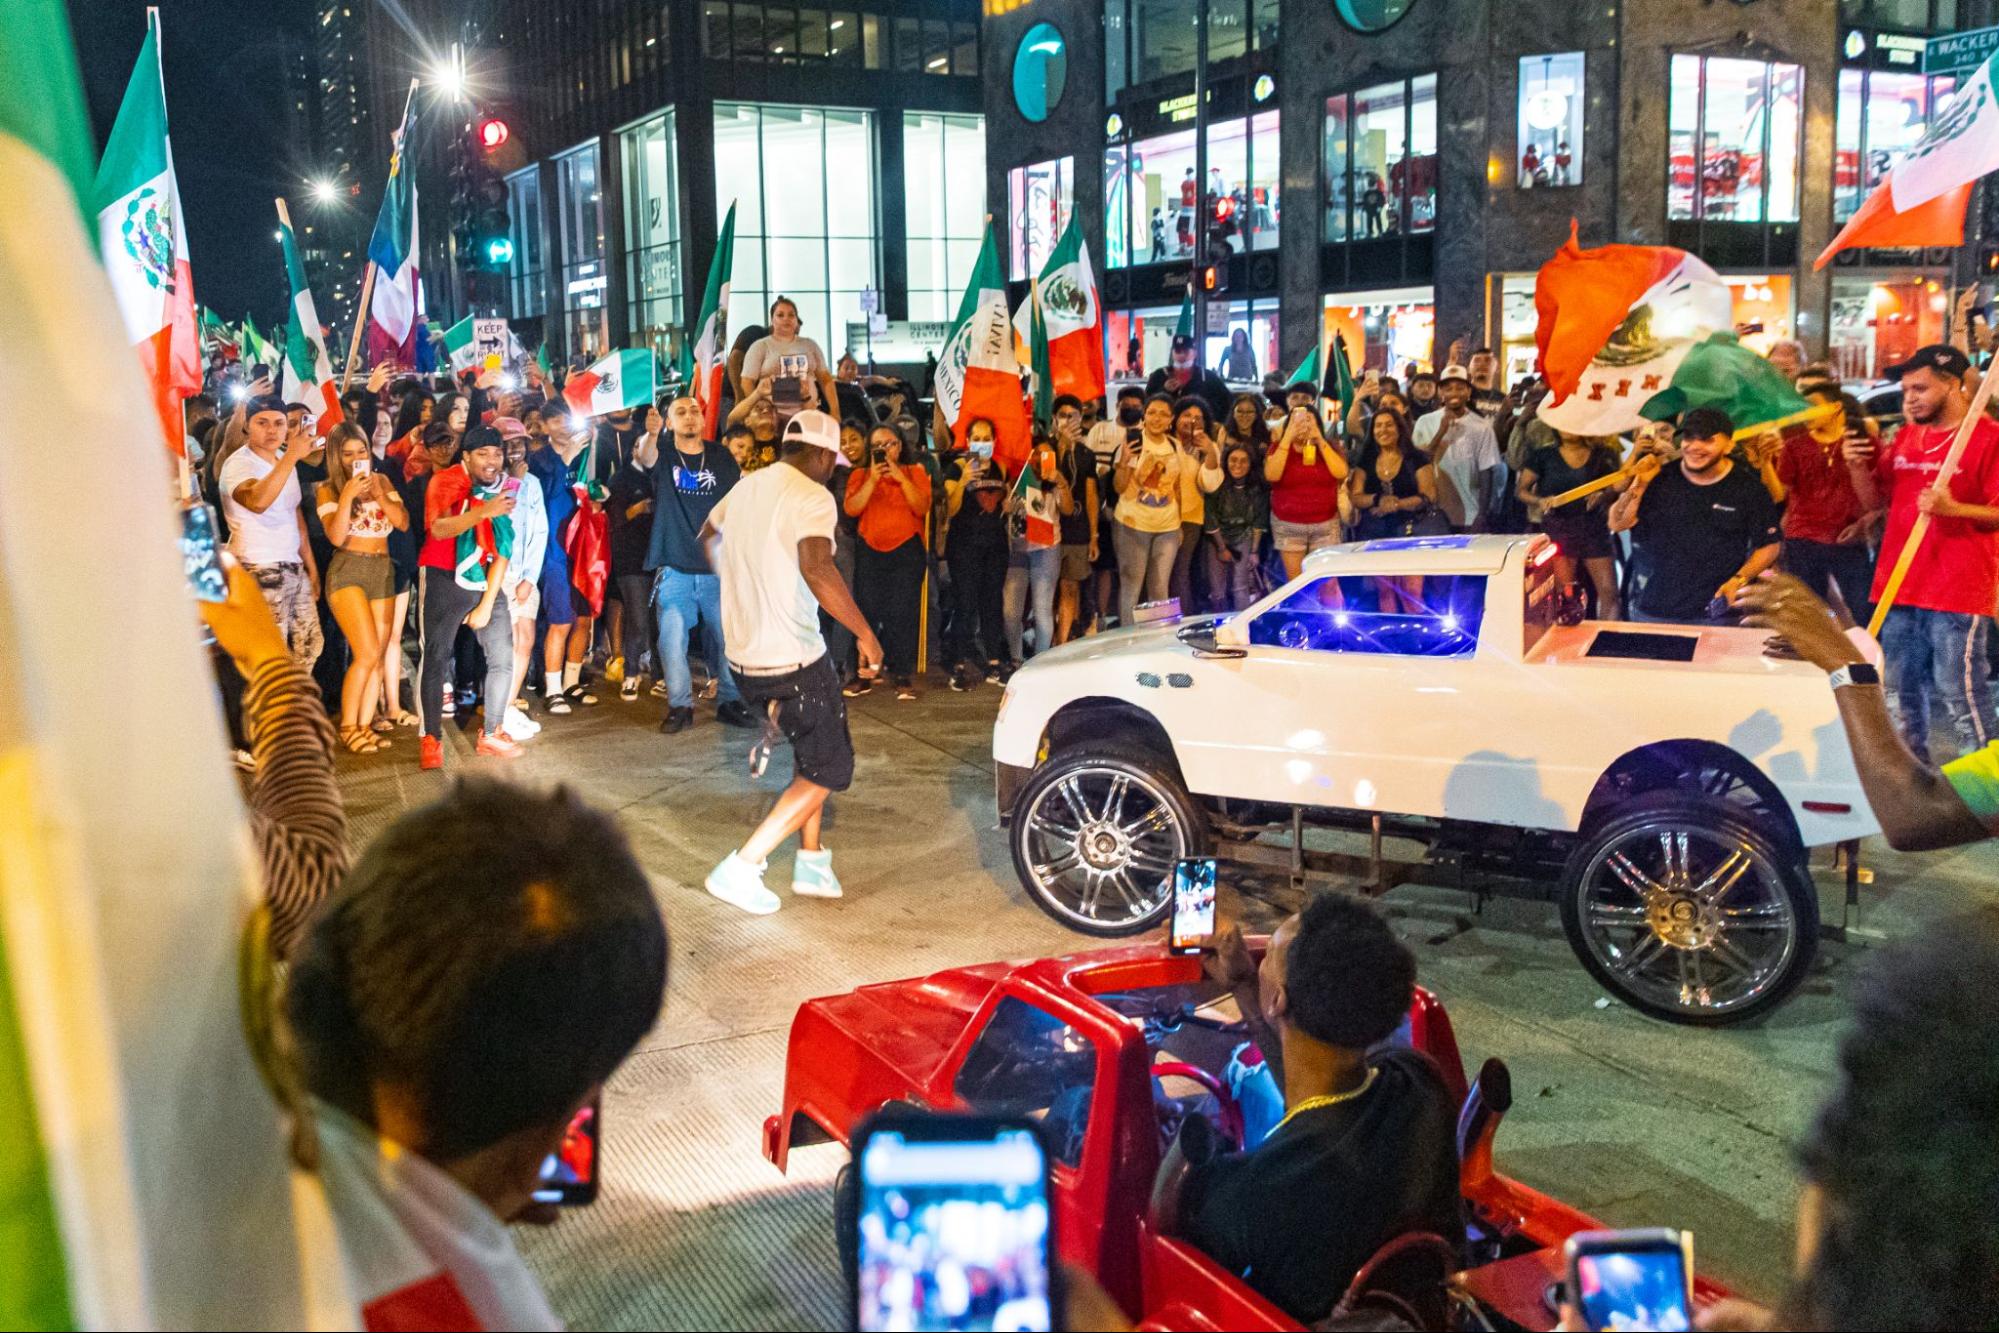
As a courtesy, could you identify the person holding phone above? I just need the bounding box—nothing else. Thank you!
[844,425,933,700]
[739,296,839,425]
[1766,382,1881,627]
[219,394,324,669]
[1002,427,1072,667]
[1264,403,1350,582]
[316,423,408,754]
[415,426,519,769]
[1167,399,1225,612]
[1112,393,1221,625]
[1152,895,1462,1327]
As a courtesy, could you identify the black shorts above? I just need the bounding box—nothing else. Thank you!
[731,654,855,792]
[1543,513,1615,562]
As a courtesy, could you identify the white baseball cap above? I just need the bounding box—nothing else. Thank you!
[1439,365,1471,384]
[782,409,848,464]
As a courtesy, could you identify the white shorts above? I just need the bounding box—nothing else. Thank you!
[507,582,541,624]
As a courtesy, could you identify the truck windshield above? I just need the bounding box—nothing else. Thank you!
[954,998,1097,1167]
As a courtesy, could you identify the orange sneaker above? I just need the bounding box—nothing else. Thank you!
[476,731,524,760]
[419,735,443,771]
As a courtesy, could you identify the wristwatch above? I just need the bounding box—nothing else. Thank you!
[1828,662,1881,690]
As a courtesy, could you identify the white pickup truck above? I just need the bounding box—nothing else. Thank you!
[993,534,1880,1025]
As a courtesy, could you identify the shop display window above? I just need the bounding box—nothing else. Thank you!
[1835,68,1958,221]
[1667,54,1803,224]
[1516,54,1584,188]
[1324,76,1436,244]
[1009,157,1076,281]
[1106,113,1280,269]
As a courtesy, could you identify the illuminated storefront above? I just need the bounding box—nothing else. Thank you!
[1323,288,1436,380]
[1830,273,1949,381]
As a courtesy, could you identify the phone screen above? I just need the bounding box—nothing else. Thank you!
[1571,1236,1692,1332]
[854,1118,1054,1333]
[1169,857,1217,955]
[180,503,228,603]
[532,1098,599,1206]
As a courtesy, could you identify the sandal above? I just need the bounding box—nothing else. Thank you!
[392,710,419,727]
[564,686,600,707]
[546,694,573,716]
[371,717,395,734]
[340,726,381,754]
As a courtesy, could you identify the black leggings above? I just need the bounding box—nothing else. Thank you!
[856,537,927,678]
[949,548,1008,667]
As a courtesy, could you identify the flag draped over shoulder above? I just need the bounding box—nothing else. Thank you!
[936,230,1031,474]
[1533,222,1734,437]
[366,92,421,363]
[0,1,345,1325]
[689,202,736,437]
[278,204,343,434]
[90,8,198,454]
[1817,51,1999,269]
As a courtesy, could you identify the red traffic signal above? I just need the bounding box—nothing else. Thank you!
[477,117,510,151]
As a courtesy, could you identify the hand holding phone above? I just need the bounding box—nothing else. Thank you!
[1564,1228,1693,1332]
[179,503,228,603]
[532,1099,599,1206]
[1169,857,1218,955]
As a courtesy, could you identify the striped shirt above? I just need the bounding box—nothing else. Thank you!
[242,656,348,957]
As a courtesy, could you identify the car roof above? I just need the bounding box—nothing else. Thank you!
[1301,532,1535,577]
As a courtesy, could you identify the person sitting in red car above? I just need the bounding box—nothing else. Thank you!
[1154,896,1463,1326]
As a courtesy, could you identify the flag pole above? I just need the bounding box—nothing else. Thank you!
[1867,354,1999,638]
[342,77,420,391]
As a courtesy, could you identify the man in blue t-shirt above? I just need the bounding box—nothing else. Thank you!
[638,396,755,734]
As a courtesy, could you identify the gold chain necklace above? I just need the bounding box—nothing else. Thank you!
[1275,1067,1380,1131]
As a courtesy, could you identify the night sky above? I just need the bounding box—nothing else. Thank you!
[67,0,311,324]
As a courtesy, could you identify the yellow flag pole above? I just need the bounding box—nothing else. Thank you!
[1866,355,1999,639]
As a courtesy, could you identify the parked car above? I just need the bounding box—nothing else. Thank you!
[762,942,1733,1329]
[1845,378,1903,433]
[992,534,1881,1024]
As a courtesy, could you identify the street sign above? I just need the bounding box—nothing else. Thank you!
[473,317,509,372]
[868,311,889,338]
[859,287,881,315]
[1926,26,1999,75]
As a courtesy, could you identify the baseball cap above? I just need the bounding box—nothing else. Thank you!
[422,421,457,448]
[245,394,288,420]
[461,424,505,453]
[1882,343,1972,381]
[493,416,530,441]
[782,408,848,464]
[1171,334,1197,352]
[1438,365,1471,384]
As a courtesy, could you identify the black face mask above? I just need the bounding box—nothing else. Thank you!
[1118,405,1142,426]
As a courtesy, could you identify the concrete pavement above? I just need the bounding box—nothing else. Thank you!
[332,680,1998,1330]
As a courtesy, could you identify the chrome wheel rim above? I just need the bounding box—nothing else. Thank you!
[1020,765,1186,930]
[1575,822,1798,1017]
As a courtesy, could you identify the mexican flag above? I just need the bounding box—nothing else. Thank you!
[1638,331,1818,436]
[197,305,237,360]
[1174,287,1195,339]
[565,348,656,417]
[936,229,1031,474]
[1018,215,1104,402]
[689,202,736,437]
[239,312,278,375]
[1011,460,1060,547]
[365,88,421,363]
[1817,51,1999,268]
[1329,335,1357,423]
[278,202,342,434]
[1534,224,1734,437]
[91,7,199,455]
[0,0,344,1324]
[1027,278,1055,425]
[439,315,477,373]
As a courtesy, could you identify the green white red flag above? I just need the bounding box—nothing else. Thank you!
[1816,51,1999,269]
[936,229,1030,474]
[1011,214,1104,402]
[1533,224,1734,437]
[277,202,342,434]
[690,202,736,437]
[565,348,656,417]
[1011,458,1061,547]
[90,7,199,455]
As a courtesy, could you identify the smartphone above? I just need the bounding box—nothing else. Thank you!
[504,475,523,497]
[532,1097,600,1206]
[179,503,228,603]
[1564,1228,1694,1333]
[1169,857,1218,955]
[352,454,371,478]
[852,1113,1057,1333]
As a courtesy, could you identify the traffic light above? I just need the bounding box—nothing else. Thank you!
[477,116,510,151]
[1199,261,1227,294]
[454,113,513,274]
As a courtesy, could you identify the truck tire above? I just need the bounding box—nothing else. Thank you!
[1558,790,1818,1026]
[1009,742,1207,936]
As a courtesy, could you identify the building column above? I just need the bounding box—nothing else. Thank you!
[880,111,910,323]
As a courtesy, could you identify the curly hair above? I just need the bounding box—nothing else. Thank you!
[1281,895,1415,1050]
[1788,906,1999,1330]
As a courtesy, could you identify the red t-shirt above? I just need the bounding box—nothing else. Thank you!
[1270,445,1344,526]
[1871,416,1999,617]
[420,465,474,572]
[1773,425,1865,544]
[845,464,932,553]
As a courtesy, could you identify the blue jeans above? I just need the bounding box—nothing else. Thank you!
[652,568,741,709]
[1879,607,1994,764]
[1004,544,1060,661]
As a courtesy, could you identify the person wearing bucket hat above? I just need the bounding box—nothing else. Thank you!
[697,409,883,915]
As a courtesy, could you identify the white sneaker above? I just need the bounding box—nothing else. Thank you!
[503,706,541,741]
[705,851,781,915]
[792,848,844,899]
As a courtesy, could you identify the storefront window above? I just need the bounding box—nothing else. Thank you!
[1132,0,1198,86]
[1207,0,1247,65]
[621,110,682,365]
[1322,287,1436,379]
[1517,53,1584,188]
[1723,275,1795,355]
[1106,296,1277,384]
[1325,76,1436,243]
[1830,273,1949,380]
[1105,113,1280,269]
[1492,272,1537,386]
[555,141,610,363]
[505,166,545,321]
[1835,68,1957,221]
[1668,55,1804,224]
[905,112,987,322]
[1009,157,1076,281]
[713,103,878,356]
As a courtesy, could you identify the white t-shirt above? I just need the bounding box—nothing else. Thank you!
[219,446,304,565]
[740,333,828,388]
[1413,407,1502,528]
[709,460,839,670]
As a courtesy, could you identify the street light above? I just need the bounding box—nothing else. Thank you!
[432,43,466,100]
[309,179,336,203]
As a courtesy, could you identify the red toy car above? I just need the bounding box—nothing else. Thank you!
[763,942,1731,1330]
